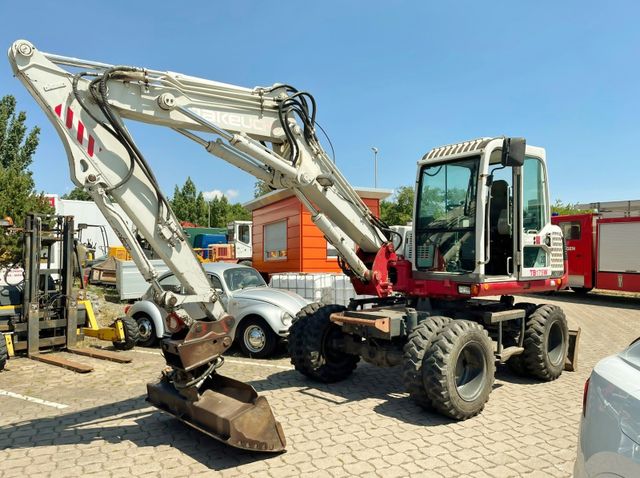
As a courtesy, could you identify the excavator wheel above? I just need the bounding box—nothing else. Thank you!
[402,316,451,409]
[520,304,569,381]
[0,334,8,371]
[288,303,321,374]
[289,303,359,383]
[113,316,140,350]
[423,320,495,420]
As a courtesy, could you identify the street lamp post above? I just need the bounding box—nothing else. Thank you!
[371,147,379,188]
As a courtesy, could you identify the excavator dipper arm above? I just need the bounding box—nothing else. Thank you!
[8,40,293,452]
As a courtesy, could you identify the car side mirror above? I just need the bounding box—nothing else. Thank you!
[501,137,526,167]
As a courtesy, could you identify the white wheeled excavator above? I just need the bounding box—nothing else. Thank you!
[8,40,572,452]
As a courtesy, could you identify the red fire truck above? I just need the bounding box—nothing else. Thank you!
[552,212,640,294]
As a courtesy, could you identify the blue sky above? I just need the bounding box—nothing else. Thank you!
[1,1,638,205]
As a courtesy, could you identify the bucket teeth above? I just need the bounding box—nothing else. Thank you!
[146,373,286,453]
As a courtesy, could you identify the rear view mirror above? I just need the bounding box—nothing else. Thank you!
[501,137,526,167]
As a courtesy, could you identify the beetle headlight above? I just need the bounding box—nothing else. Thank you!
[281,311,294,326]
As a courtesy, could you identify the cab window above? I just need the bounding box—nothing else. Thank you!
[522,158,547,233]
[238,224,251,244]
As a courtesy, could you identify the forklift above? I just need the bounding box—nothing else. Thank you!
[0,213,139,372]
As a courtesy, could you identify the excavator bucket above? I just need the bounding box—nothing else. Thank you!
[147,373,286,453]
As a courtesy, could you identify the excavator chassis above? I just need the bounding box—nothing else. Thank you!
[147,373,286,452]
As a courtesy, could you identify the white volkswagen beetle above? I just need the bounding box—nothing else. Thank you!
[125,262,309,358]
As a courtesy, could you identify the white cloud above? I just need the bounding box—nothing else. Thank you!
[202,189,240,201]
[203,189,224,201]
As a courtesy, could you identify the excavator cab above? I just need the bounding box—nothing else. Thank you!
[413,137,565,294]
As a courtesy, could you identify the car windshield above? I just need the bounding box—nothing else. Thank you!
[223,267,267,291]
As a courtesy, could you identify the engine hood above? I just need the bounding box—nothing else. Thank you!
[232,287,309,313]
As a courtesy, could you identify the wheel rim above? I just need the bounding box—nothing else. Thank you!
[137,317,153,342]
[322,326,348,364]
[244,325,266,353]
[455,341,486,402]
[547,321,564,366]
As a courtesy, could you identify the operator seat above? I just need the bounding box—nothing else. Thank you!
[486,180,511,275]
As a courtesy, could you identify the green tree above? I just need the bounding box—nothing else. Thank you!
[171,177,251,227]
[195,192,209,226]
[226,202,251,224]
[551,199,589,216]
[170,177,204,225]
[254,180,273,198]
[381,186,415,225]
[0,95,52,264]
[62,186,92,201]
[208,195,230,227]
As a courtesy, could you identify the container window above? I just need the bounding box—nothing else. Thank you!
[264,220,287,260]
[327,237,355,259]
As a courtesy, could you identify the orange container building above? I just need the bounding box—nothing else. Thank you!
[244,188,392,275]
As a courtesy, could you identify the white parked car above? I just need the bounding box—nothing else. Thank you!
[574,338,640,477]
[125,263,309,358]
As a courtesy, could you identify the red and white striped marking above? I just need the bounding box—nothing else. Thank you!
[54,103,96,157]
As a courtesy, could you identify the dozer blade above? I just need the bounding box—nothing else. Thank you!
[147,373,286,453]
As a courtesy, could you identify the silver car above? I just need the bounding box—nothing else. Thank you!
[125,262,309,358]
[575,338,640,477]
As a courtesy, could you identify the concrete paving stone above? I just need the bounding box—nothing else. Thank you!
[280,450,311,465]
[541,465,571,477]
[326,465,351,478]
[414,456,448,470]
[382,452,414,466]
[306,448,328,460]
[344,460,376,475]
[398,461,427,475]
[366,457,392,471]
[450,459,486,476]
[338,452,361,465]
[267,464,301,477]
[431,466,460,478]
[380,465,417,478]
[450,447,483,461]
[485,450,516,467]
[486,464,520,477]
[470,471,493,478]
[437,453,463,466]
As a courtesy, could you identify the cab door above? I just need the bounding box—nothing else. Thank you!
[516,156,553,280]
